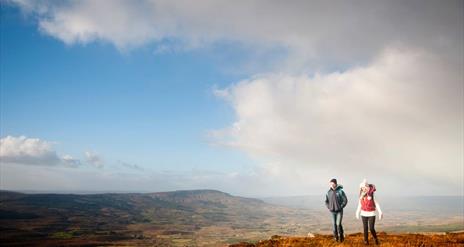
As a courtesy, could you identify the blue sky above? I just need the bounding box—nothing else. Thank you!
[1,1,462,196]
[1,4,254,172]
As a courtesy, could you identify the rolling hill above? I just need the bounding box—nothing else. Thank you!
[0,190,309,246]
[1,190,463,246]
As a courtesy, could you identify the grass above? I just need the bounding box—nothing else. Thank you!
[383,223,464,233]
[229,232,464,247]
[50,231,75,239]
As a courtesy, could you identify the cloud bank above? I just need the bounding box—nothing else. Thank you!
[85,151,104,168]
[0,136,80,167]
[10,0,462,66]
[212,48,463,188]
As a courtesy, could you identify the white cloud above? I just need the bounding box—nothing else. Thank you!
[62,154,81,167]
[8,0,462,67]
[117,160,143,171]
[212,48,463,191]
[85,151,103,168]
[0,162,298,196]
[1,162,459,196]
[0,136,81,167]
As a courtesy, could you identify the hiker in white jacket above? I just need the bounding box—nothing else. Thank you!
[356,179,383,245]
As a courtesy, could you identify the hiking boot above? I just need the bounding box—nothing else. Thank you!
[339,234,344,242]
[374,238,380,245]
[364,240,369,245]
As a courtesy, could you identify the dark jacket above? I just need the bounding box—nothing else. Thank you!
[325,185,348,212]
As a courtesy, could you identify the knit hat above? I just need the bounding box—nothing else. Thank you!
[359,178,368,188]
[330,178,337,184]
[360,178,376,196]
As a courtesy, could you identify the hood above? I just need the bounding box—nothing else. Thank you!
[331,184,343,191]
[367,184,376,196]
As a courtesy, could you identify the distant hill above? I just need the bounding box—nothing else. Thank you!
[1,190,463,246]
[0,189,298,246]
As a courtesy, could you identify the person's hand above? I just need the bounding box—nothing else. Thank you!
[379,212,383,220]
[355,213,359,220]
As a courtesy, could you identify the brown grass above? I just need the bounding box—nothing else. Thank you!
[230,232,464,247]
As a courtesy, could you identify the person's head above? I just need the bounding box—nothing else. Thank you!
[360,186,369,195]
[359,178,376,196]
[329,178,337,189]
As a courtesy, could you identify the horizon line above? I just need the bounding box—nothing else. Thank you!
[1,189,463,198]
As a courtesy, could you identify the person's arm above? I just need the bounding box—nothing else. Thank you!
[375,198,383,220]
[355,199,361,219]
[341,190,348,208]
[325,193,329,209]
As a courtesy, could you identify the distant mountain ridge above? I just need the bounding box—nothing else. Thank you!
[0,189,290,246]
[150,189,265,205]
[0,189,264,210]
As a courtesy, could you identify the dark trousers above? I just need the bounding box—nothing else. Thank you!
[362,216,377,241]
[330,210,344,239]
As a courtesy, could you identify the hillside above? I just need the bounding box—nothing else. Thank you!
[1,190,463,246]
[0,190,309,246]
[230,232,464,247]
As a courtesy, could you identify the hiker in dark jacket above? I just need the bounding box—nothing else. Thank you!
[325,178,348,242]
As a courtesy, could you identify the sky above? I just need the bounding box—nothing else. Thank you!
[0,0,463,197]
